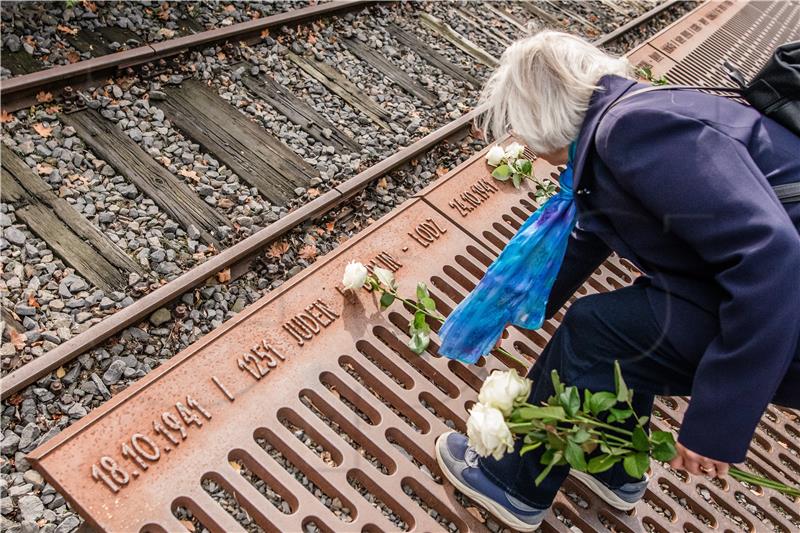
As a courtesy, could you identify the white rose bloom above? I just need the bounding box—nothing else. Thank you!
[373,267,396,289]
[467,403,514,460]
[486,145,505,166]
[504,142,525,161]
[342,261,368,290]
[478,370,532,416]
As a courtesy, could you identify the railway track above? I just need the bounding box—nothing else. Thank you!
[2,1,789,531]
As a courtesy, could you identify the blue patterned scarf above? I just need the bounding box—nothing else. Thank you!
[437,142,578,364]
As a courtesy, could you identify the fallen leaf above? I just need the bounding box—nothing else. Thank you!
[436,166,448,177]
[216,51,226,61]
[82,0,97,13]
[228,460,241,473]
[28,294,40,308]
[158,3,170,20]
[32,123,53,137]
[224,4,236,12]
[260,28,270,39]
[36,163,54,175]
[306,187,320,198]
[9,329,26,350]
[298,244,318,260]
[7,393,23,406]
[217,198,234,209]
[0,110,14,123]
[56,366,66,378]
[314,226,325,236]
[35,91,54,103]
[266,241,289,259]
[178,168,198,180]
[308,34,317,45]
[179,520,196,533]
[377,177,388,189]
[217,268,231,283]
[158,28,176,39]
[156,156,171,166]
[325,221,335,233]
[45,105,62,114]
[56,24,78,35]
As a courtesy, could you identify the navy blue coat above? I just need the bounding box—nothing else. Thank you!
[546,74,800,462]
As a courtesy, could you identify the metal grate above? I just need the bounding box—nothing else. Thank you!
[29,3,800,532]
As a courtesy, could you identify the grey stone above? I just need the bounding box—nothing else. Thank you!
[1,431,20,454]
[149,307,171,326]
[4,227,26,245]
[54,516,80,533]
[102,360,126,385]
[18,495,44,522]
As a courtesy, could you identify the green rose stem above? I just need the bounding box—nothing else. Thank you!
[385,286,529,368]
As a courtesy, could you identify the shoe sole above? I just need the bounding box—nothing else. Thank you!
[435,432,543,532]
[569,469,639,511]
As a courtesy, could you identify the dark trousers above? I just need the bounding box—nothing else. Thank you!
[478,281,719,508]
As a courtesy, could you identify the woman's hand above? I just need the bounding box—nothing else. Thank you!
[669,442,729,478]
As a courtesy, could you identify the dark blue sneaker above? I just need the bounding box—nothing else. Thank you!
[435,431,546,531]
[570,469,648,511]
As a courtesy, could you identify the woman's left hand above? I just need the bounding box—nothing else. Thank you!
[669,442,729,478]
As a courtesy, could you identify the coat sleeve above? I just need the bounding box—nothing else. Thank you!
[596,108,800,462]
[544,223,611,319]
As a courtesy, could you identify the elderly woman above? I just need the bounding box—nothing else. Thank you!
[434,31,800,531]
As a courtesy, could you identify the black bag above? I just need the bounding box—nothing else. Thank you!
[607,40,800,203]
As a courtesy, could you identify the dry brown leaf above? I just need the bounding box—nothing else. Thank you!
[436,166,448,177]
[82,0,98,13]
[9,329,26,350]
[0,110,14,123]
[179,520,196,533]
[35,91,54,103]
[228,460,240,473]
[156,156,171,166]
[260,28,270,39]
[217,268,231,283]
[56,24,78,35]
[56,366,66,378]
[224,4,236,12]
[158,28,176,39]
[266,241,289,259]
[325,221,335,233]
[377,177,388,189]
[158,3,170,20]
[216,51,226,61]
[306,187,320,198]
[36,163,54,175]
[45,105,62,114]
[217,198,234,209]
[32,123,53,137]
[308,34,317,45]
[314,226,325,236]
[28,294,40,308]
[178,168,198,180]
[298,244,318,260]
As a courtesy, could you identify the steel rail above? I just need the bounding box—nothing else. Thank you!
[0,107,482,400]
[592,0,683,47]
[0,0,375,112]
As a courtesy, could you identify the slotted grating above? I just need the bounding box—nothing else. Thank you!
[28,3,800,531]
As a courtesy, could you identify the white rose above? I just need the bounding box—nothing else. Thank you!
[478,370,532,416]
[372,266,396,289]
[467,403,514,460]
[486,145,505,166]
[342,261,368,290]
[504,142,525,161]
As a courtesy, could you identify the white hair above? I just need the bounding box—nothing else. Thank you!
[478,30,633,154]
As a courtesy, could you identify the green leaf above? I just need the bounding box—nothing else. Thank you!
[420,297,436,311]
[379,291,395,309]
[535,451,563,486]
[637,416,650,427]
[623,452,649,479]
[650,431,677,462]
[547,431,565,451]
[516,406,565,420]
[511,173,522,189]
[415,282,430,301]
[583,389,593,411]
[607,407,633,424]
[559,386,580,417]
[520,442,542,456]
[632,426,649,452]
[589,391,617,416]
[515,159,532,175]
[565,441,587,471]
[551,370,565,395]
[570,428,591,445]
[413,310,429,332]
[587,454,620,474]
[614,361,629,402]
[492,164,511,180]
[407,330,429,354]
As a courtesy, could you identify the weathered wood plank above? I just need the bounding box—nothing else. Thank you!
[418,13,499,68]
[240,74,360,153]
[340,37,438,105]
[287,52,393,131]
[485,4,529,33]
[62,109,228,247]
[453,7,513,47]
[520,2,563,27]
[1,152,140,292]
[386,23,482,87]
[158,80,317,204]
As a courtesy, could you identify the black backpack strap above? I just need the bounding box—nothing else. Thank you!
[773,182,800,203]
